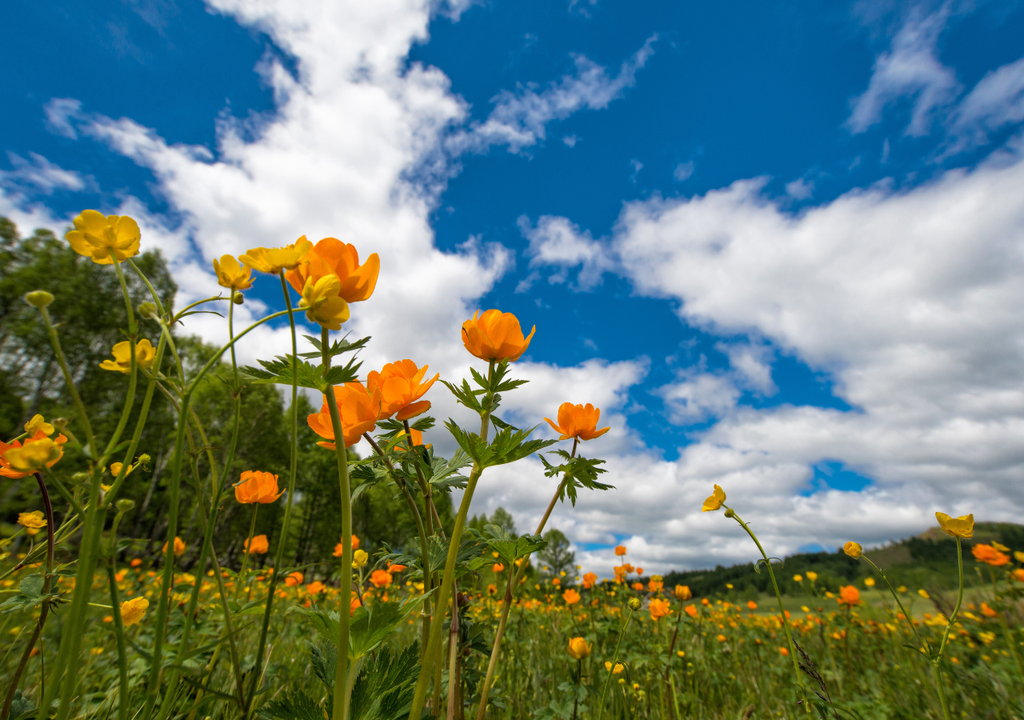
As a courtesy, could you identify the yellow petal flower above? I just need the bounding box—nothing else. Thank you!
[3,438,62,473]
[567,636,591,660]
[17,511,47,530]
[239,237,312,274]
[843,542,862,559]
[701,484,726,512]
[935,511,974,539]
[298,274,350,330]
[24,415,54,437]
[212,255,254,291]
[99,339,156,373]
[352,549,369,569]
[65,210,141,264]
[120,597,149,626]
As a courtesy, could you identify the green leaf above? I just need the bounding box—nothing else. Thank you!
[348,644,420,720]
[256,691,326,720]
[348,597,422,660]
[484,525,548,565]
[286,604,340,648]
[442,379,483,413]
[300,334,370,360]
[309,640,337,690]
[19,573,44,598]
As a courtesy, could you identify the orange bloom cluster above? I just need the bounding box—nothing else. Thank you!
[582,572,598,589]
[370,569,393,588]
[972,543,1010,567]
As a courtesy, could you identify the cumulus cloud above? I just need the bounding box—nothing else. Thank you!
[518,215,614,290]
[459,35,657,153]
[847,6,960,136]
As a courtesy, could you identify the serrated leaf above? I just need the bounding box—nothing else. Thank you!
[256,690,326,720]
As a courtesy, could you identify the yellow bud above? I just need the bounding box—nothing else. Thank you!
[25,290,54,308]
[628,597,642,611]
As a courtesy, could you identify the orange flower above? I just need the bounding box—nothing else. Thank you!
[333,543,345,558]
[388,564,407,573]
[779,647,790,656]
[1012,569,1024,582]
[234,471,284,504]
[684,604,698,618]
[614,545,627,556]
[636,567,644,575]
[130,558,142,568]
[307,383,382,449]
[674,585,692,601]
[716,634,727,643]
[649,598,671,620]
[245,534,269,554]
[0,431,68,479]
[492,563,505,573]
[582,572,597,589]
[487,583,498,595]
[701,598,710,606]
[648,577,663,592]
[370,569,393,588]
[552,578,561,587]
[367,360,439,421]
[567,637,591,660]
[285,571,304,587]
[461,309,535,362]
[162,537,186,556]
[352,535,360,551]
[632,582,644,591]
[563,589,581,605]
[350,593,362,616]
[544,403,611,442]
[284,237,379,304]
[972,544,1011,567]
[747,601,758,610]
[837,586,861,607]
[980,602,998,618]
[306,581,325,595]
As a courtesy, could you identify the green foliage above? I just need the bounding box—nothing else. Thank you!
[537,528,575,582]
[539,449,612,506]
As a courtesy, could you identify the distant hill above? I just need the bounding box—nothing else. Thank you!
[660,521,1022,601]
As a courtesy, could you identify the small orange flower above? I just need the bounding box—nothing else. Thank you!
[716,634,727,643]
[563,589,581,605]
[284,237,379,303]
[352,535,360,550]
[492,563,505,573]
[648,575,663,592]
[614,545,627,556]
[632,582,644,591]
[367,360,439,421]
[674,585,692,601]
[980,602,998,618]
[285,571,304,587]
[370,569,393,588]
[130,558,142,568]
[1,431,68,479]
[388,564,407,573]
[747,601,758,610]
[649,598,671,620]
[972,544,1010,567]
[684,604,698,618]
[567,636,591,660]
[552,577,561,587]
[461,309,535,362]
[544,403,610,442]
[487,583,498,595]
[350,593,362,616]
[837,586,861,607]
[162,537,186,556]
[701,598,710,606]
[636,567,644,575]
[333,543,345,558]
[582,572,597,589]
[245,534,269,554]
[1012,569,1024,582]
[307,383,382,449]
[779,647,790,656]
[306,581,325,595]
[234,471,284,504]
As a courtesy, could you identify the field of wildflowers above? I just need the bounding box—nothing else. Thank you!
[2,210,1024,720]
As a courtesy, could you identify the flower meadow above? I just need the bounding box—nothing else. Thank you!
[2,210,1024,720]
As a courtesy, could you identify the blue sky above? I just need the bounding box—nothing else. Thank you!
[4,0,1024,575]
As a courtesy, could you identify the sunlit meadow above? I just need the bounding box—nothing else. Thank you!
[2,211,1024,720]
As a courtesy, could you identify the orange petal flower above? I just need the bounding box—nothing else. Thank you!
[649,598,672,621]
[234,471,284,504]
[285,571,304,587]
[972,543,1010,566]
[284,237,379,303]
[582,572,597,589]
[544,402,610,442]
[162,537,186,556]
[563,589,581,605]
[367,360,439,421]
[370,569,393,588]
[674,585,692,601]
[1,431,68,479]
[837,585,861,607]
[461,309,535,362]
[245,534,269,554]
[307,383,382,449]
[614,545,627,556]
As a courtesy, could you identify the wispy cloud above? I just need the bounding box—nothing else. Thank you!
[0,152,93,195]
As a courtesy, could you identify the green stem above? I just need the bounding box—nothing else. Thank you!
[596,606,636,720]
[103,261,138,458]
[106,566,131,720]
[408,361,496,720]
[861,555,926,653]
[932,537,964,720]
[238,505,260,599]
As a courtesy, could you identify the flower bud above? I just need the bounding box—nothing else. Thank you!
[137,302,158,319]
[25,290,54,308]
[843,541,862,559]
[723,508,736,519]
[72,472,91,483]
[116,498,136,513]
[137,453,152,467]
[627,597,642,611]
[233,291,245,305]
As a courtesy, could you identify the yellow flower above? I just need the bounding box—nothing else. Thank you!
[24,415,54,437]
[1014,551,1024,564]
[793,574,803,583]
[298,274,350,330]
[99,339,157,373]
[805,571,818,582]
[352,549,369,569]
[864,577,875,587]
[120,597,149,626]
[991,541,1010,552]
[605,662,624,674]
[843,542,862,559]
[109,462,135,479]
[212,255,254,291]
[163,537,186,556]
[918,589,930,599]
[239,237,312,275]
[18,511,46,536]
[567,637,591,660]
[701,484,726,512]
[2,436,64,474]
[935,512,974,539]
[65,210,141,264]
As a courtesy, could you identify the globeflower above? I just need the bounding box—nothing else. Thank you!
[234,471,284,504]
[649,598,671,620]
[99,339,157,373]
[648,575,663,592]
[972,544,1010,567]
[367,360,439,421]
[1,432,67,478]
[285,572,304,587]
[120,597,149,626]
[65,210,141,264]
[297,274,350,330]
[492,563,505,573]
[351,549,369,568]
[370,569,393,588]
[843,542,862,559]
[806,571,818,582]
[18,511,46,536]
[284,237,379,304]
[239,237,312,275]
[212,255,254,291]
[245,534,269,555]
[563,589,581,605]
[24,415,54,437]
[307,383,382,449]
[614,545,627,556]
[837,586,861,607]
[567,637,591,660]
[935,511,974,539]
[461,309,535,362]
[162,537,186,556]
[582,572,597,589]
[605,662,624,674]
[701,484,726,512]
[544,402,610,442]
[674,585,692,601]
[684,604,698,618]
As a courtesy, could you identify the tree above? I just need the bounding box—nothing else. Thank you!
[538,528,575,583]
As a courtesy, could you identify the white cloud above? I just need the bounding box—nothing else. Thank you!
[459,35,657,153]
[519,215,614,291]
[656,372,741,424]
[847,6,960,136]
[948,56,1024,150]
[673,160,694,182]
[1,152,92,195]
[562,134,578,148]
[784,177,813,200]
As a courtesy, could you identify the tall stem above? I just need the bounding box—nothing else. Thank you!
[321,327,353,720]
[596,606,636,720]
[932,537,964,720]
[106,566,131,720]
